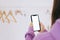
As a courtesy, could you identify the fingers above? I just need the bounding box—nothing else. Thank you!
[29,22,45,32]
[29,22,33,27]
[40,22,45,32]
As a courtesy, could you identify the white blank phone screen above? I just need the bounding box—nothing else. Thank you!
[32,16,40,31]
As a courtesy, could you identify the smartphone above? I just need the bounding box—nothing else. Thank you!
[31,14,41,32]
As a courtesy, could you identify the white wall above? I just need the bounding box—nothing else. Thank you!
[0,0,53,40]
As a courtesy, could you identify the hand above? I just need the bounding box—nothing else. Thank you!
[29,22,45,32]
[39,22,45,32]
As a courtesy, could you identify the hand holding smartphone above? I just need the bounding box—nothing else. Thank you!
[31,14,41,32]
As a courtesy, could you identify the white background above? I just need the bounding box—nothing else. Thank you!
[0,0,53,40]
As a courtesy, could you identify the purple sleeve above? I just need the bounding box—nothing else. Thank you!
[25,26,48,40]
[25,27,35,40]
